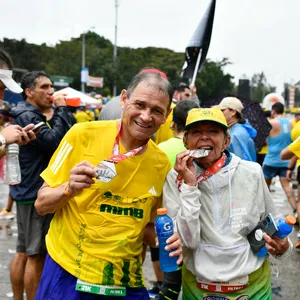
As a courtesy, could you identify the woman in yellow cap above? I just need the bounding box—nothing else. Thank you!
[163,107,292,300]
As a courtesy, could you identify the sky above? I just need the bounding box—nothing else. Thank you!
[1,0,300,94]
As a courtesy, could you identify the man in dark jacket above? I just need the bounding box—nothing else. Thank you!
[9,71,73,300]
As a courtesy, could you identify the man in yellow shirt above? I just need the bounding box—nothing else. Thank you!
[34,69,182,299]
[75,106,92,123]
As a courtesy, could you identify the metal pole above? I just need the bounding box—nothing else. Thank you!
[191,49,202,87]
[113,0,118,96]
[81,32,85,93]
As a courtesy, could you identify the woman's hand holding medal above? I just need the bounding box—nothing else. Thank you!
[68,160,97,196]
[175,150,197,187]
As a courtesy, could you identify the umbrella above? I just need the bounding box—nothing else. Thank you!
[202,95,272,152]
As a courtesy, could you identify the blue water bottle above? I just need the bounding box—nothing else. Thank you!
[256,215,296,257]
[154,208,178,272]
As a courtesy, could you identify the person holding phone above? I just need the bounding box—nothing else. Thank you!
[9,71,74,300]
[163,107,292,300]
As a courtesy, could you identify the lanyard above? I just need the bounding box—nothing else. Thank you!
[177,153,227,191]
[106,120,148,164]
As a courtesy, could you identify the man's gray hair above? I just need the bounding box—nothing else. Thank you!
[126,72,173,109]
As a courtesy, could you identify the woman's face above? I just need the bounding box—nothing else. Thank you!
[185,121,230,167]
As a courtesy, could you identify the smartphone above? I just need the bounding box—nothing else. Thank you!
[32,121,45,132]
[247,213,278,253]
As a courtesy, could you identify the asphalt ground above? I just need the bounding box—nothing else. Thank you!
[0,178,299,299]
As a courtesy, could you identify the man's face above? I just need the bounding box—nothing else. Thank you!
[120,81,171,142]
[179,88,191,101]
[27,76,54,110]
[185,121,230,166]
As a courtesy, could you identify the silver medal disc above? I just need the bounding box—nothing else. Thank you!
[189,149,211,158]
[96,160,117,183]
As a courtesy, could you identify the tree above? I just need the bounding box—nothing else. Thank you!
[250,72,276,103]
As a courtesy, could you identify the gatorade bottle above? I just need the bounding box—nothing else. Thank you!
[256,215,296,257]
[154,208,178,272]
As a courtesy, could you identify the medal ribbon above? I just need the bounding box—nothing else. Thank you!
[176,153,227,191]
[106,119,148,163]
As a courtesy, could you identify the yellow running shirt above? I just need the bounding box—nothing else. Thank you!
[288,135,300,158]
[41,120,171,287]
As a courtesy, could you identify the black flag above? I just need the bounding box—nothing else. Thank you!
[181,0,216,79]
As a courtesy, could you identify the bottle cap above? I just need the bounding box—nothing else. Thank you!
[285,215,296,225]
[157,208,168,215]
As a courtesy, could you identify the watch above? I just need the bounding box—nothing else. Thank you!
[0,134,6,147]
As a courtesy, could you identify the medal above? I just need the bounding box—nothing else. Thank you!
[189,149,211,158]
[96,160,117,183]
[96,120,148,183]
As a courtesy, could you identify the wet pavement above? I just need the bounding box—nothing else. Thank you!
[0,178,299,299]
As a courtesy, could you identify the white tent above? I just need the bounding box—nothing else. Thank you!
[54,87,101,106]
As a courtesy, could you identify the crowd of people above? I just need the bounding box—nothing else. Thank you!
[0,47,299,300]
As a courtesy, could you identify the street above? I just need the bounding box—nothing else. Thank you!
[0,178,299,299]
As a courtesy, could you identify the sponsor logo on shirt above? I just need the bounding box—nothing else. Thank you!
[100,204,144,219]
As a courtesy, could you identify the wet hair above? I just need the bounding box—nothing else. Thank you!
[21,71,51,99]
[272,102,284,114]
[0,49,13,70]
[176,82,190,92]
[173,100,199,132]
[126,70,174,109]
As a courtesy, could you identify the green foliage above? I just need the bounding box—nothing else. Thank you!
[250,72,276,103]
[0,33,234,101]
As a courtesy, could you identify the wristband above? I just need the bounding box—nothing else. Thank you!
[287,167,295,171]
[0,134,6,147]
[63,182,72,198]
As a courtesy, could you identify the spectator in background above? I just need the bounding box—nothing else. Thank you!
[0,49,36,221]
[262,102,297,218]
[155,82,199,145]
[75,106,92,123]
[9,71,73,300]
[218,97,257,161]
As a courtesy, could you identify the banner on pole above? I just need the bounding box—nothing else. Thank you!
[87,76,104,88]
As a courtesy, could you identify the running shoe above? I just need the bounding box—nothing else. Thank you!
[148,281,163,295]
[0,208,14,220]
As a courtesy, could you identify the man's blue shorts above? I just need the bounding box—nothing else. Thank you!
[35,254,149,300]
[262,165,288,179]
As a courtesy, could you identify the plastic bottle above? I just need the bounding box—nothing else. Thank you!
[154,208,178,272]
[5,143,21,185]
[256,215,296,257]
[50,97,81,107]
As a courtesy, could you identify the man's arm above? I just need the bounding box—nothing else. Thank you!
[280,147,295,160]
[35,160,97,215]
